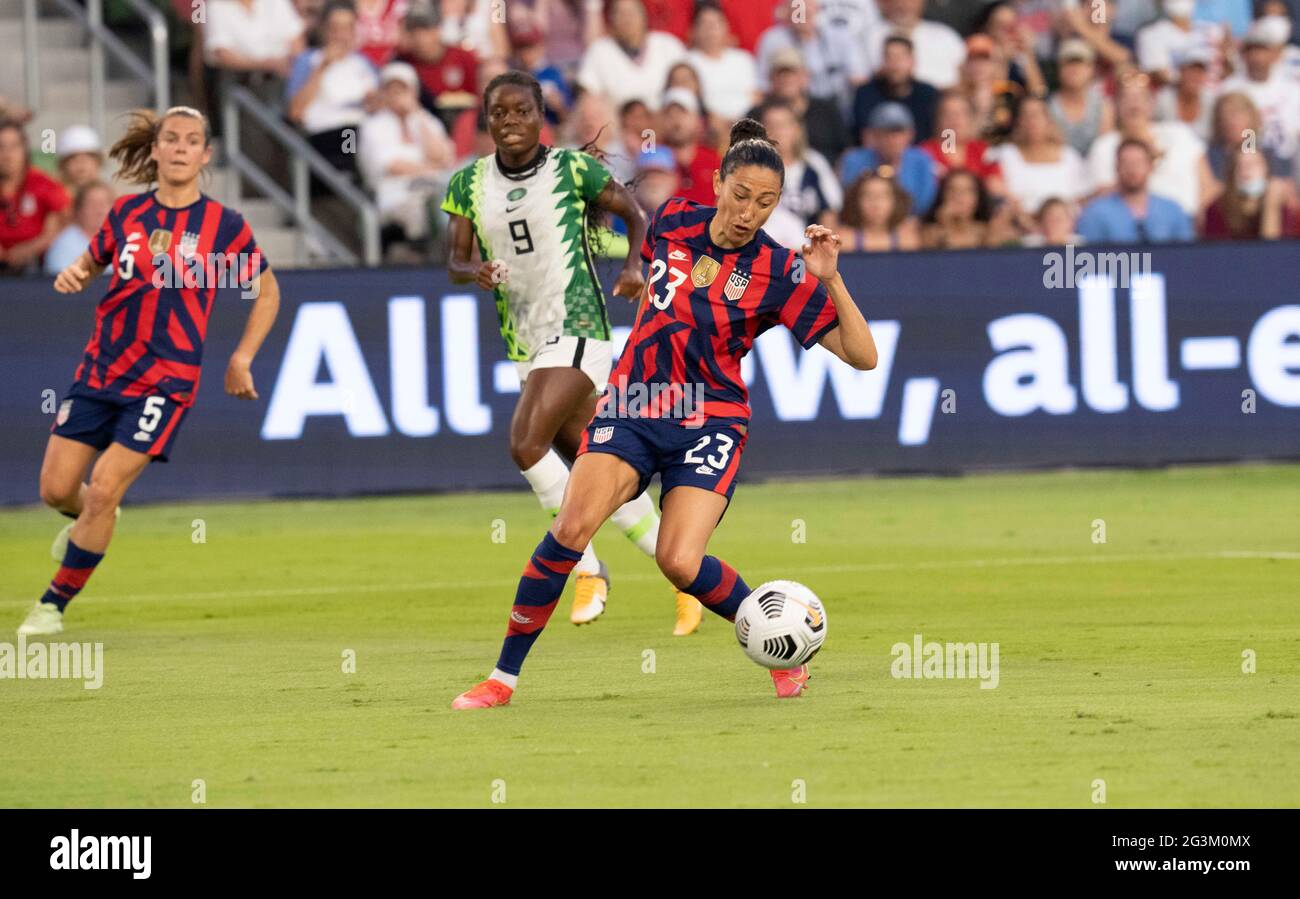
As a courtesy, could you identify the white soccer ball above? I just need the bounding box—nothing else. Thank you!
[734,580,827,670]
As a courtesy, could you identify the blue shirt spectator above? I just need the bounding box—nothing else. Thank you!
[1195,0,1253,37]
[840,147,939,216]
[1077,193,1194,243]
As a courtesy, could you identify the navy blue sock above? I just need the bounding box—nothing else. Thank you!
[41,539,104,613]
[496,532,584,676]
[685,555,751,621]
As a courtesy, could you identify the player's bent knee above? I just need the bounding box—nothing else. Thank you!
[655,545,703,590]
[509,434,550,472]
[38,471,80,510]
[82,481,121,518]
[550,511,595,552]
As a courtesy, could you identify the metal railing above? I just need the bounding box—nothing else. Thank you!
[222,84,381,266]
[41,0,171,133]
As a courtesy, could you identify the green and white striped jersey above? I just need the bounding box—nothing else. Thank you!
[442,147,613,362]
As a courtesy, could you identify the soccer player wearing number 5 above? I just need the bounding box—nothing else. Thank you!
[16,107,281,637]
[443,71,705,635]
[452,118,880,707]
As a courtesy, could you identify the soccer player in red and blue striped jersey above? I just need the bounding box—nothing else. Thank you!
[453,118,880,707]
[17,107,281,636]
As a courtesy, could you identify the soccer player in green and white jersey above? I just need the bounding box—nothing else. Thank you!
[443,71,703,635]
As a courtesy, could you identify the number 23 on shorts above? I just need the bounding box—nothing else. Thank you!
[683,431,736,471]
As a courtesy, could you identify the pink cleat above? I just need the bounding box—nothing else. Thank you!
[451,678,514,709]
[770,665,810,698]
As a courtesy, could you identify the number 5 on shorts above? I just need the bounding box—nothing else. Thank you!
[133,396,167,442]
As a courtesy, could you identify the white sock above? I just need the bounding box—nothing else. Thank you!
[520,450,600,575]
[490,668,518,689]
[610,492,659,557]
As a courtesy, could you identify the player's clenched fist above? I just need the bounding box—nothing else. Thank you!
[224,355,259,400]
[476,259,509,291]
[54,260,93,294]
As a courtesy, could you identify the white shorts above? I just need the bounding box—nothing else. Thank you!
[515,336,612,393]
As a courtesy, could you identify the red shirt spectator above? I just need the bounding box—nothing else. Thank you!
[355,0,408,66]
[675,143,721,206]
[719,0,782,53]
[0,166,69,248]
[640,0,694,44]
[918,138,1002,182]
[399,11,478,103]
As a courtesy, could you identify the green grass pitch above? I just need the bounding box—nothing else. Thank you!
[1,463,1297,808]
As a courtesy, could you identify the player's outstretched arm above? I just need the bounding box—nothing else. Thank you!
[225,267,282,401]
[801,225,878,372]
[53,250,106,294]
[593,179,647,301]
[447,213,503,291]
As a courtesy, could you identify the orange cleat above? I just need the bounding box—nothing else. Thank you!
[770,664,810,698]
[672,591,702,636]
[451,678,514,709]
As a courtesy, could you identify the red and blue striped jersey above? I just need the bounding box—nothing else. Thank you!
[77,191,268,407]
[607,197,839,425]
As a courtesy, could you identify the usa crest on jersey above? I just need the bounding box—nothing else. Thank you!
[592,425,614,444]
[724,269,750,302]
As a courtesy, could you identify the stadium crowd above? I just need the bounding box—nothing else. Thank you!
[6,0,1300,270]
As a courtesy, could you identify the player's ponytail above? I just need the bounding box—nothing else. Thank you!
[720,116,784,185]
[110,107,211,185]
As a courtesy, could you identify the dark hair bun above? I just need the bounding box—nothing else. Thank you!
[729,117,769,146]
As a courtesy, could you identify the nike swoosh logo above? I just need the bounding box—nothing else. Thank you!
[505,205,523,213]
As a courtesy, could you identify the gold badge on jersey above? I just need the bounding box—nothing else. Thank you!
[691,256,720,288]
[148,228,172,255]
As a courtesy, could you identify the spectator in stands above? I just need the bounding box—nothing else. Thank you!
[719,0,784,54]
[1077,139,1195,242]
[439,0,509,60]
[610,99,653,182]
[756,0,869,106]
[664,63,727,148]
[55,126,105,193]
[836,170,920,251]
[840,102,939,216]
[0,95,31,125]
[1137,0,1226,86]
[868,0,966,90]
[1058,0,1132,76]
[1206,91,1291,185]
[1048,39,1115,157]
[958,33,1022,143]
[360,61,456,246]
[0,122,69,275]
[400,10,479,126]
[1203,144,1299,237]
[1220,19,1300,161]
[751,47,850,165]
[1086,74,1211,217]
[511,21,573,126]
[633,146,680,215]
[1020,196,1082,247]
[921,169,998,249]
[287,2,381,176]
[659,87,721,206]
[577,0,686,110]
[206,0,307,79]
[354,0,408,65]
[853,36,939,147]
[45,181,113,275]
[976,1,1047,98]
[1194,0,1255,37]
[687,2,761,123]
[918,90,1004,196]
[990,95,1088,226]
[1258,1,1300,83]
[760,99,843,228]
[294,0,325,36]
[562,90,618,154]
[1154,48,1215,140]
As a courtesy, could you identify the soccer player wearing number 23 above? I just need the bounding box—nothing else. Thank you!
[452,118,880,708]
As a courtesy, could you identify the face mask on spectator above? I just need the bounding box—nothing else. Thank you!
[1259,15,1293,45]
[1164,0,1195,19]
[1239,177,1268,198]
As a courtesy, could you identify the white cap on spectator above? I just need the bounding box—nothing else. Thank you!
[662,87,700,115]
[770,46,805,72]
[1243,18,1285,47]
[58,125,102,159]
[380,61,419,89]
[1057,38,1096,65]
[1175,46,1214,68]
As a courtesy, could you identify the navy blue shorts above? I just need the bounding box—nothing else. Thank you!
[578,414,749,506]
[51,382,189,462]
